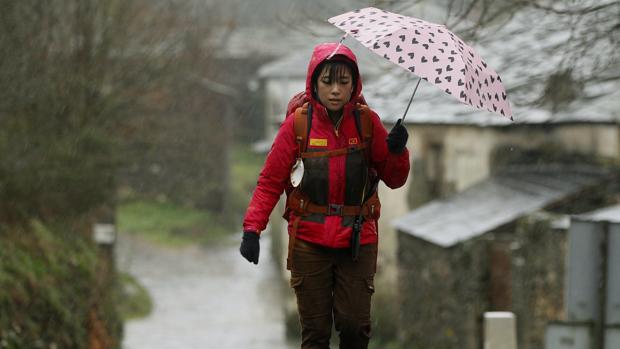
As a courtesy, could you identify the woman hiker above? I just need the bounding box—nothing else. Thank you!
[240,42,410,349]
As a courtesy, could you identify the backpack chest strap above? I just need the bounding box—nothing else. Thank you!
[301,143,368,159]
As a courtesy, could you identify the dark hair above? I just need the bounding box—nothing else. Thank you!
[311,56,358,98]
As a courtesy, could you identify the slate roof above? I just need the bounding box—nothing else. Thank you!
[257,42,388,79]
[574,204,620,224]
[392,165,612,247]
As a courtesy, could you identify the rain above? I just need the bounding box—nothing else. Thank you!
[1,1,619,349]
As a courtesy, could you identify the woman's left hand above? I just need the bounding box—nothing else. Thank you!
[386,119,408,154]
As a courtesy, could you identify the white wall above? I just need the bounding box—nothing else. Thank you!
[376,175,412,285]
[410,123,620,198]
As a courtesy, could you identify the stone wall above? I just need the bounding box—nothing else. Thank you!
[397,232,489,349]
[510,217,567,349]
[397,214,567,349]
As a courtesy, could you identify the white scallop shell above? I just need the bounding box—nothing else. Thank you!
[290,158,304,187]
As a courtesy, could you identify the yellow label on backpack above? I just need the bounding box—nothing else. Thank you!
[309,138,328,147]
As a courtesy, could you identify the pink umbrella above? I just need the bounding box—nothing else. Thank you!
[328,7,513,120]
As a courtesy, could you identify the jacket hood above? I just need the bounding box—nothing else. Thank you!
[305,43,363,106]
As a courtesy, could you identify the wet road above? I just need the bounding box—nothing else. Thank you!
[117,233,292,349]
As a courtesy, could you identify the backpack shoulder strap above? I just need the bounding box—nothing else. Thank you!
[293,102,312,157]
[354,103,373,144]
[353,103,374,164]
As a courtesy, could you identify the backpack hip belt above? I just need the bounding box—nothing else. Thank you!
[287,189,380,220]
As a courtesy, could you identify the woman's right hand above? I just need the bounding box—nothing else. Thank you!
[239,231,260,264]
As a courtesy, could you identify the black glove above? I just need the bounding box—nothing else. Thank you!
[239,231,260,264]
[386,119,408,154]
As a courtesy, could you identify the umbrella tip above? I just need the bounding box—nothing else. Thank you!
[327,34,348,60]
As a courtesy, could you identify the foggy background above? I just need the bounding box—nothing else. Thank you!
[1,1,618,349]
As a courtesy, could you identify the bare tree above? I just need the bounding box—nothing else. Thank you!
[0,0,135,225]
[115,0,239,215]
[0,0,236,226]
[405,0,620,108]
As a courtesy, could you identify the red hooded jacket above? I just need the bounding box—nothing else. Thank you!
[243,43,410,248]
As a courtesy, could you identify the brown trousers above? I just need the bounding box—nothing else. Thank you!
[289,238,378,349]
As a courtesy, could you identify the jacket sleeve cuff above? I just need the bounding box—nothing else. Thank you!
[242,227,261,235]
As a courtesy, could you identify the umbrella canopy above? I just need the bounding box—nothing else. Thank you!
[329,7,513,120]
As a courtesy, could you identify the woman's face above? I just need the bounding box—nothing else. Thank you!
[315,64,353,113]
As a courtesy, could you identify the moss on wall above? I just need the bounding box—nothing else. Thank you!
[0,222,122,349]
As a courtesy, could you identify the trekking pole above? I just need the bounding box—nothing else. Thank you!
[351,178,367,262]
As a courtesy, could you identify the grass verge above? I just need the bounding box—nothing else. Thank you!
[117,145,265,246]
[117,199,229,246]
[117,273,152,320]
[229,144,265,218]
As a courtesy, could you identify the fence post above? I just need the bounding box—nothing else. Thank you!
[484,312,517,349]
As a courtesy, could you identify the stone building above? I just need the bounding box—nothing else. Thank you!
[365,4,620,349]
[394,165,617,349]
[359,7,620,324]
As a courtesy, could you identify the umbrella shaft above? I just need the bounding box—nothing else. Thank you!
[402,77,421,121]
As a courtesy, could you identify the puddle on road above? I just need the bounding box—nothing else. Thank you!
[117,233,292,349]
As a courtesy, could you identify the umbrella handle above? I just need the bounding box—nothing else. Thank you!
[402,77,422,121]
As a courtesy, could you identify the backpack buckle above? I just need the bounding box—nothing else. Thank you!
[327,203,343,216]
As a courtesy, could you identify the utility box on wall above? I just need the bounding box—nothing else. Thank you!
[605,222,620,325]
[566,220,605,322]
[605,327,620,349]
[607,221,620,349]
[546,205,620,349]
[545,322,592,349]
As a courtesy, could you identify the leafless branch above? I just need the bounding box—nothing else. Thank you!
[517,0,620,15]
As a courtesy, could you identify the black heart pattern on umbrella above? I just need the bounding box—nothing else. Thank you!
[329,7,512,119]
